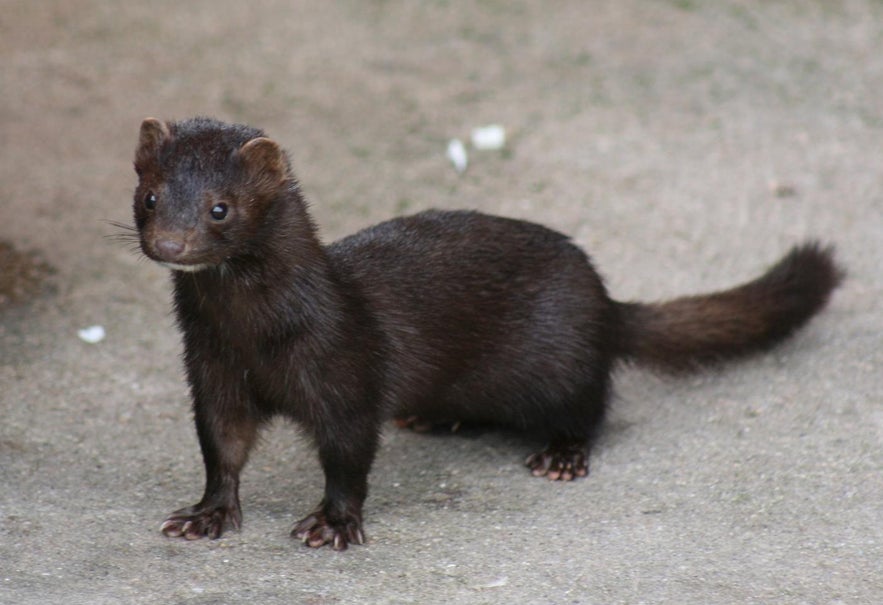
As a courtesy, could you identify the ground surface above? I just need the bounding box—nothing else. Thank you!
[1,1,881,603]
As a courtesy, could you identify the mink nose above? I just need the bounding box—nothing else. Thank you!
[155,238,186,259]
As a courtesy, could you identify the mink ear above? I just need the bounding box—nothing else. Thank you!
[238,137,287,191]
[135,118,170,169]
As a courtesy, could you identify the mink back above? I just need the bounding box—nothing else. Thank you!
[327,209,619,434]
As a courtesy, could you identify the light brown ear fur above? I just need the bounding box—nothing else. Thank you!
[135,118,171,167]
[238,137,287,191]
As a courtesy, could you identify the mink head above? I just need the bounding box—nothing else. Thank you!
[132,117,293,272]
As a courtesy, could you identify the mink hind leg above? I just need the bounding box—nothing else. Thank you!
[523,372,610,482]
[393,415,468,434]
[525,438,591,481]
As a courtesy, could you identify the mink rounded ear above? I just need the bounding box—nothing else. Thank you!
[238,137,288,190]
[135,118,171,167]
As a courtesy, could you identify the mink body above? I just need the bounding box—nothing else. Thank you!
[131,117,842,550]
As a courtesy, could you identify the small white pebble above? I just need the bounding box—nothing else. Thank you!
[446,138,468,173]
[476,576,509,589]
[77,325,106,344]
[470,124,506,150]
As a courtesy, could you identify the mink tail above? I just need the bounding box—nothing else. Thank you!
[614,242,844,373]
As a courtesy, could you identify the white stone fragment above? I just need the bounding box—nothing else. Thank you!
[77,325,106,344]
[446,138,468,173]
[470,124,506,150]
[476,576,509,589]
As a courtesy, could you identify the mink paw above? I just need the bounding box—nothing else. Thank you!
[393,415,462,433]
[525,445,588,481]
[291,510,365,551]
[160,503,241,540]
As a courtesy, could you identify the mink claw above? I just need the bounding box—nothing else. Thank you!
[525,451,552,477]
[160,502,239,540]
[291,510,365,550]
[525,445,589,481]
[160,518,184,537]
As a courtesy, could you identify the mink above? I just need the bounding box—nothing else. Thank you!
[130,116,842,550]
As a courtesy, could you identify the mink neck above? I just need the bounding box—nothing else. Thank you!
[172,186,345,334]
[230,185,327,284]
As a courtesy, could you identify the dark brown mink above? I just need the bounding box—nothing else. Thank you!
[130,116,842,550]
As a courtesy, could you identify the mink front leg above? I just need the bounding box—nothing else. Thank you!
[161,367,258,540]
[292,417,379,550]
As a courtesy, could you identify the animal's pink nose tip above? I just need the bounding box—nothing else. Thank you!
[155,238,186,259]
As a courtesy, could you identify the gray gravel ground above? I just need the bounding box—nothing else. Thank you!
[1,1,881,603]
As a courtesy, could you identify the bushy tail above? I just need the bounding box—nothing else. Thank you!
[615,242,843,373]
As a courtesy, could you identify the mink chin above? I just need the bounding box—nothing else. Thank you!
[131,116,842,550]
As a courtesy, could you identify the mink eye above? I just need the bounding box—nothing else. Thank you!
[144,192,157,210]
[210,203,229,221]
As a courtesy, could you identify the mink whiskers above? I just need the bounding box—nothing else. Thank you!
[104,220,142,255]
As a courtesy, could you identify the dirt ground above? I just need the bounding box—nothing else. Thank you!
[1,1,881,603]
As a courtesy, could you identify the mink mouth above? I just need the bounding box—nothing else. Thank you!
[158,261,212,272]
[140,237,220,272]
